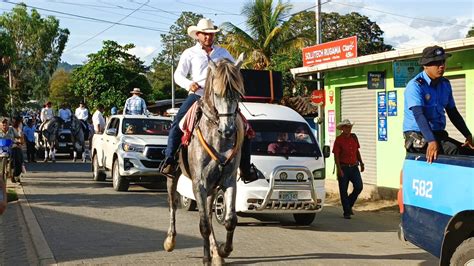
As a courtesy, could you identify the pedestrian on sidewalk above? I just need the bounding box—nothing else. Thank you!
[23,119,37,163]
[333,119,364,219]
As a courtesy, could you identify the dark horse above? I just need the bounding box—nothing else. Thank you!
[70,116,86,162]
[164,54,245,265]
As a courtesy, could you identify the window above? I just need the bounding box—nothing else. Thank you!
[122,118,171,136]
[249,120,322,157]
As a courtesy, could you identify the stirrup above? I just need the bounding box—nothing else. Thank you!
[240,164,261,184]
[159,159,177,176]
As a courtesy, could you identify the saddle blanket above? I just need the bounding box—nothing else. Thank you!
[179,102,254,146]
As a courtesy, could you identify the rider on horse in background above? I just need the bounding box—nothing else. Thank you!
[74,101,90,141]
[39,102,54,145]
[58,102,72,128]
[159,18,258,182]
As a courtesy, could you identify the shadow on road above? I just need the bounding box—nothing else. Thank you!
[28,205,203,262]
[227,252,436,265]
[26,161,91,173]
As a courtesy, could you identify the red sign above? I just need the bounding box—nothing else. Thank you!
[311,90,325,105]
[328,90,334,104]
[302,36,357,67]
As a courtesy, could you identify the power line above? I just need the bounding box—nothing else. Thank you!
[330,1,470,29]
[2,1,169,33]
[65,0,150,53]
[175,0,241,16]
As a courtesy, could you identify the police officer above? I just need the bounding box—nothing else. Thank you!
[403,45,474,163]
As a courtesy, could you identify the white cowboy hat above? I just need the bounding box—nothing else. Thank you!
[336,119,355,130]
[130,88,142,94]
[187,18,220,40]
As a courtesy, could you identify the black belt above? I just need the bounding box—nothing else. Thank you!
[340,163,359,167]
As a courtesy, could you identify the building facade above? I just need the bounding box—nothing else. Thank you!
[291,37,474,195]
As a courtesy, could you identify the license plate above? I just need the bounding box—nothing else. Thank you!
[279,191,298,201]
[59,143,67,147]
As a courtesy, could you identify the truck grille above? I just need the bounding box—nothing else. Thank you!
[141,160,160,168]
[144,145,166,160]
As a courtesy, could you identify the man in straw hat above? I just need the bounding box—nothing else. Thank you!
[332,119,364,219]
[403,45,473,163]
[124,87,147,115]
[159,18,258,182]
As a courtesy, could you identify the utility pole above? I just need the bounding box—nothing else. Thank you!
[171,38,175,109]
[315,0,324,148]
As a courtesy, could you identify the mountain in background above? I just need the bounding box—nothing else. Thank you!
[57,61,81,72]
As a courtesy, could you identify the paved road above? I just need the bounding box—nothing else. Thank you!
[20,160,438,265]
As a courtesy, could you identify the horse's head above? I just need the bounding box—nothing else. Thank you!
[204,53,245,139]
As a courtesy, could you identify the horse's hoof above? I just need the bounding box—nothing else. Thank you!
[163,236,175,252]
[52,160,56,163]
[211,256,225,266]
[217,243,232,258]
[43,159,48,163]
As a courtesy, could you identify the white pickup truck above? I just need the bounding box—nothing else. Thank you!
[91,114,172,191]
[177,102,329,225]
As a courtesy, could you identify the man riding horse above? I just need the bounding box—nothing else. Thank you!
[159,18,257,183]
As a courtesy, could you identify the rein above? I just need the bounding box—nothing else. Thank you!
[196,125,240,167]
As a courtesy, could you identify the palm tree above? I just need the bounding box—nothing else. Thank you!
[221,0,311,70]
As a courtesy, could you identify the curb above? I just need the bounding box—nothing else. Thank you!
[16,184,57,266]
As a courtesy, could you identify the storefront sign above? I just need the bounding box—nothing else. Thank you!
[367,71,385,90]
[393,60,423,88]
[387,90,397,116]
[378,91,387,141]
[311,90,325,105]
[302,36,357,67]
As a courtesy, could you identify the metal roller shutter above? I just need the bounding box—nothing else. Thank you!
[445,76,466,141]
[340,87,377,185]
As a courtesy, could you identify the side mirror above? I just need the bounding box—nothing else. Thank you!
[105,128,117,136]
[323,145,330,158]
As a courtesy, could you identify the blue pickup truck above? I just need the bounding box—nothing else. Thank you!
[398,153,474,265]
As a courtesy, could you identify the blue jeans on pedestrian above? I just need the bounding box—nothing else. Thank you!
[338,165,363,216]
[165,93,201,160]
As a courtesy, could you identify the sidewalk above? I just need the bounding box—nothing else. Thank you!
[1,181,54,266]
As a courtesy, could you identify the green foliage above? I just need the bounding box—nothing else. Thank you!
[150,12,204,100]
[467,27,474,38]
[221,0,311,70]
[0,4,69,106]
[70,40,151,112]
[49,69,79,107]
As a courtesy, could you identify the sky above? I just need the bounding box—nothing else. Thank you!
[0,0,472,65]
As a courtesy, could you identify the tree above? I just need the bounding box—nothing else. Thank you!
[48,69,79,107]
[467,26,474,38]
[221,0,311,70]
[0,28,15,116]
[70,40,151,113]
[149,12,204,100]
[0,4,69,105]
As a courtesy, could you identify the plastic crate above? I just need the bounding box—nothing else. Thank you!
[0,138,12,156]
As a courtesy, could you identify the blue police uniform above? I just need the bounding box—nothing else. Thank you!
[403,71,455,133]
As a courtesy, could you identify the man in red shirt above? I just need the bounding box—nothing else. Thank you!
[332,119,365,219]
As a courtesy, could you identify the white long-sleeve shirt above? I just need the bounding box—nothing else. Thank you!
[75,107,89,121]
[174,43,234,97]
[40,107,54,122]
[92,110,105,133]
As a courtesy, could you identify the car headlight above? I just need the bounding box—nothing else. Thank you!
[312,169,325,180]
[122,142,145,153]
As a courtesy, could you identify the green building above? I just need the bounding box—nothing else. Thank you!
[291,37,474,198]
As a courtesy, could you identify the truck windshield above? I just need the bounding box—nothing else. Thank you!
[249,120,322,157]
[122,118,171,136]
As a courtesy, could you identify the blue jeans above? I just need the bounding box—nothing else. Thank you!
[338,165,363,216]
[165,94,201,159]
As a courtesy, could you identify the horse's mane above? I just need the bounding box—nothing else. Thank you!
[204,58,245,99]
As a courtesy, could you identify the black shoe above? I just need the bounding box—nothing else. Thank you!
[240,164,260,183]
[159,157,177,175]
[343,214,351,219]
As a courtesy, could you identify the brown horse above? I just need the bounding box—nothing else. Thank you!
[164,54,245,265]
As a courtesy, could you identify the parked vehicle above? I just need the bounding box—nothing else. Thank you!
[177,102,329,225]
[398,153,474,265]
[91,115,172,191]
